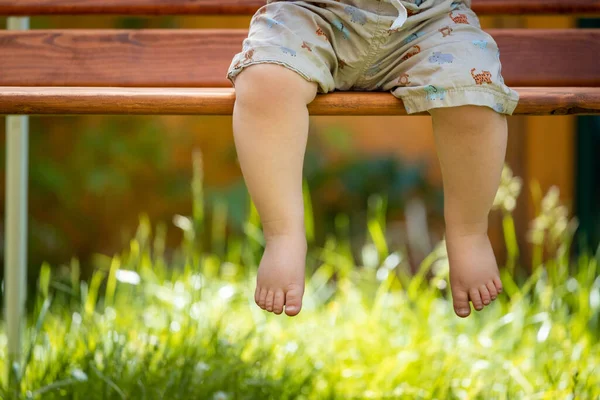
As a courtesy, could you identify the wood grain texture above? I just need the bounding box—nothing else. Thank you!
[0,87,598,115]
[0,29,598,87]
[1,0,599,15]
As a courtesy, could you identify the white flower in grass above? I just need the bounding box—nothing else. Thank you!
[376,267,389,281]
[541,186,560,212]
[33,345,45,361]
[218,285,235,300]
[382,252,403,270]
[361,243,379,268]
[190,273,203,290]
[115,269,140,285]
[284,341,298,353]
[493,165,522,212]
[527,186,578,250]
[213,391,230,400]
[71,368,88,382]
[173,214,194,232]
[169,321,181,332]
[194,362,210,375]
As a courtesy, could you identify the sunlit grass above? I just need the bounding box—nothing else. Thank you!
[1,165,599,399]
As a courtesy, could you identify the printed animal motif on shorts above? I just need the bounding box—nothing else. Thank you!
[332,19,350,39]
[244,49,255,63]
[472,40,488,50]
[265,17,281,29]
[280,46,297,56]
[493,103,504,113]
[400,31,424,45]
[234,48,254,68]
[302,41,313,52]
[451,1,461,10]
[439,26,453,37]
[316,27,329,41]
[397,73,411,86]
[424,85,446,100]
[471,68,492,84]
[406,8,420,16]
[344,6,367,25]
[449,11,469,24]
[401,45,421,61]
[338,58,347,69]
[429,52,454,64]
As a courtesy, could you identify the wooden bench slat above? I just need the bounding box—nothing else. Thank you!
[1,29,598,88]
[1,0,599,16]
[0,87,598,115]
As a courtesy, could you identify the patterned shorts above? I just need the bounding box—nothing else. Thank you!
[226,0,520,115]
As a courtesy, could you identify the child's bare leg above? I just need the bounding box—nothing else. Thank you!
[233,64,318,316]
[430,105,505,318]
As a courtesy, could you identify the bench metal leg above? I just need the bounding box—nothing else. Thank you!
[5,17,30,387]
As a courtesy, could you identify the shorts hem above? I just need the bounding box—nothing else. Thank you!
[396,86,519,115]
[226,53,333,94]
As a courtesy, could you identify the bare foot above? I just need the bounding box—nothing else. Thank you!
[255,234,307,316]
[445,231,503,318]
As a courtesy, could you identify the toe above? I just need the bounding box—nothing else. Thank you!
[493,276,503,293]
[486,280,498,300]
[273,290,285,315]
[257,288,268,310]
[452,290,471,318]
[284,284,304,317]
[479,285,491,305]
[469,288,484,311]
[254,286,260,305]
[265,290,275,312]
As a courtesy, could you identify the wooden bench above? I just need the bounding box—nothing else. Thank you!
[1,0,599,383]
[1,1,600,115]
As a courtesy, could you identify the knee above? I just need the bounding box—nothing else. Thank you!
[234,64,318,108]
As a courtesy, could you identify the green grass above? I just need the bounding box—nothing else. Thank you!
[1,167,599,399]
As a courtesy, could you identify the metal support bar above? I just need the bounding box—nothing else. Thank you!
[5,16,30,387]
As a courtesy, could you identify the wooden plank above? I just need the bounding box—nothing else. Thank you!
[0,87,598,115]
[475,0,600,15]
[0,0,599,16]
[0,29,598,87]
